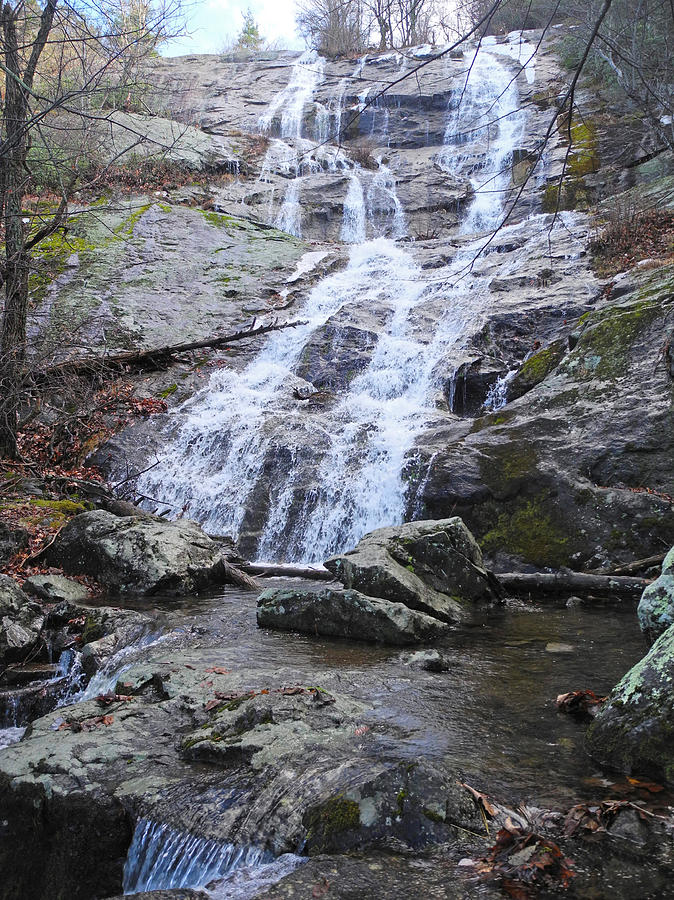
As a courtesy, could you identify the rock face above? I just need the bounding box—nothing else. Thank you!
[257,587,450,645]
[638,548,674,642]
[0,649,485,899]
[417,262,674,571]
[45,510,224,595]
[325,518,500,625]
[586,624,674,784]
[0,576,44,664]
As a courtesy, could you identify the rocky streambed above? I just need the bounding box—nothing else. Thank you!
[1,511,674,899]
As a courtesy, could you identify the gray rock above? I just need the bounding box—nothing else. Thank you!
[325,518,500,625]
[0,575,44,663]
[586,623,674,784]
[23,573,91,604]
[45,510,224,595]
[638,573,674,643]
[404,649,453,672]
[257,587,449,645]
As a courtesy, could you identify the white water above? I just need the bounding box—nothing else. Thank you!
[439,50,526,234]
[137,44,536,562]
[123,818,274,893]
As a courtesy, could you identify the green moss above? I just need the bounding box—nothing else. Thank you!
[30,499,87,514]
[479,443,539,498]
[305,795,361,851]
[114,202,152,237]
[81,615,104,645]
[480,496,571,567]
[158,383,178,399]
[515,343,565,386]
[396,790,407,815]
[568,121,600,179]
[422,807,445,823]
[565,300,661,379]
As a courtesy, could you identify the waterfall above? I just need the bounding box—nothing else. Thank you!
[484,369,517,412]
[340,171,366,243]
[366,160,406,239]
[259,51,325,138]
[123,818,273,893]
[439,50,526,233]
[137,44,533,562]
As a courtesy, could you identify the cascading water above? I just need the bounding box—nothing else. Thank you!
[138,43,534,562]
[258,52,325,237]
[123,818,274,893]
[439,49,526,233]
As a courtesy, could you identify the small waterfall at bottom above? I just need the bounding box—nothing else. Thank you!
[123,818,274,893]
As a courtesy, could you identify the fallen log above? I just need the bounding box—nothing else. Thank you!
[39,318,307,378]
[589,553,667,577]
[498,571,651,599]
[243,562,334,582]
[219,558,261,592]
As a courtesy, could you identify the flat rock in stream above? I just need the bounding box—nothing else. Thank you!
[325,518,500,625]
[44,510,225,595]
[0,651,483,898]
[256,587,450,644]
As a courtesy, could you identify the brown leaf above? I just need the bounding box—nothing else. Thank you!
[205,666,231,675]
[459,782,498,818]
[312,878,329,898]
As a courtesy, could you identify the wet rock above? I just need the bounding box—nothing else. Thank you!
[45,510,225,595]
[0,575,44,664]
[444,359,505,416]
[23,573,91,604]
[586,623,674,783]
[251,852,503,899]
[507,338,567,401]
[325,518,500,625]
[256,588,449,644]
[637,548,674,643]
[419,264,674,570]
[404,649,453,672]
[105,892,208,899]
[0,649,486,898]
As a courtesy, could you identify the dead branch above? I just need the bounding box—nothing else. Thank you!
[38,319,307,379]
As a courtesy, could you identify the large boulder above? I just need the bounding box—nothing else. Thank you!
[0,575,44,664]
[586,623,674,784]
[45,510,224,595]
[257,587,450,645]
[324,518,500,625]
[637,548,674,643]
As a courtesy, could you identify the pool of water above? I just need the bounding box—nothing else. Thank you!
[108,579,647,808]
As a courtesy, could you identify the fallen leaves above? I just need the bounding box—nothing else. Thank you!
[202,685,336,712]
[474,823,574,896]
[205,666,231,675]
[564,799,662,837]
[556,690,607,720]
[94,693,134,707]
[58,714,114,732]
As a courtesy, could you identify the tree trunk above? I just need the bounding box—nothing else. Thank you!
[0,4,29,458]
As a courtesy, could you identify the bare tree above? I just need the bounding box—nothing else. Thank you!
[0,0,183,457]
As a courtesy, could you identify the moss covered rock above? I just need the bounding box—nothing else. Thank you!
[637,549,674,643]
[586,623,674,784]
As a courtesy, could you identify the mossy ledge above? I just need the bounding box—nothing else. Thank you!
[304,795,361,853]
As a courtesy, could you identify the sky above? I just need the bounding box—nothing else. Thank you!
[165,0,304,56]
